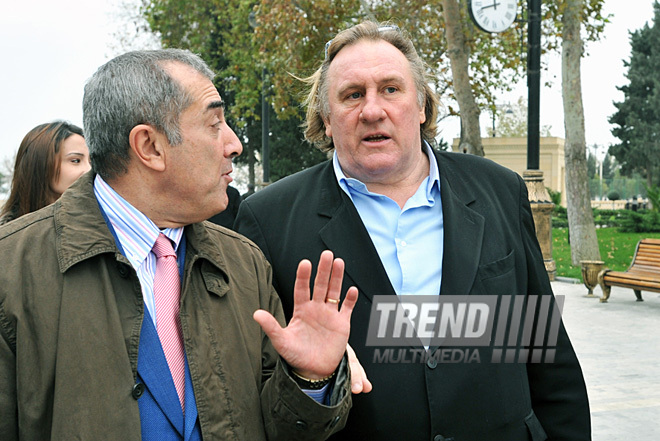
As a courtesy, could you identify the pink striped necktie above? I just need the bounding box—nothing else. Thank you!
[152,233,186,411]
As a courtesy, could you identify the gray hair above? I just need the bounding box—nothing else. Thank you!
[83,49,215,180]
[302,21,439,152]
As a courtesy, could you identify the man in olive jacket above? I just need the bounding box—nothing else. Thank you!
[0,49,357,440]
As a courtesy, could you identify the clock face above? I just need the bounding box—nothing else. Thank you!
[469,0,518,34]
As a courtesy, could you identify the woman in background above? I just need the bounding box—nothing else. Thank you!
[0,121,90,225]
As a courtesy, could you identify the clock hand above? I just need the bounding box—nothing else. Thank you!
[481,1,501,10]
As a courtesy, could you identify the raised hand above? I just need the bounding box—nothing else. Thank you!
[253,250,359,379]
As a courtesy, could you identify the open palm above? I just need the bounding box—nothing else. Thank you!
[253,250,359,379]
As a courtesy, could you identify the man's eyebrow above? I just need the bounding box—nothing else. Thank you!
[207,100,225,111]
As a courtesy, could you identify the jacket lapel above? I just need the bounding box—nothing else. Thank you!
[435,151,485,298]
[317,170,397,303]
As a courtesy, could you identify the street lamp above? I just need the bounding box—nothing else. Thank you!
[490,103,514,137]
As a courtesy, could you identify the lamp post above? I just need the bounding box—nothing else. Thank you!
[490,103,514,137]
[527,0,541,170]
[523,0,556,280]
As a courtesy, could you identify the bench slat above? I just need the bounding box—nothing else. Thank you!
[603,279,660,293]
[604,273,660,284]
[634,253,660,262]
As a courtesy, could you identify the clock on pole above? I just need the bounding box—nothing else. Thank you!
[468,0,518,33]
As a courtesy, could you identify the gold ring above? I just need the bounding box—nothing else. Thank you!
[326,298,339,304]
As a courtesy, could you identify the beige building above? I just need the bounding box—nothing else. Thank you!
[452,137,566,206]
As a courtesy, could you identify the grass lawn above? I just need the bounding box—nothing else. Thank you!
[552,227,660,279]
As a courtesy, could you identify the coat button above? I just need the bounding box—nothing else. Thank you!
[117,263,129,278]
[427,357,438,369]
[295,420,308,431]
[132,382,145,399]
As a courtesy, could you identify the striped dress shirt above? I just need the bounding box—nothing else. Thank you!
[94,175,184,328]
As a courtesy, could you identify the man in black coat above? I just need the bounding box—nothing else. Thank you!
[235,21,590,441]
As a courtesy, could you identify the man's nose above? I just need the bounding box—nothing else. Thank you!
[225,124,243,158]
[360,93,386,122]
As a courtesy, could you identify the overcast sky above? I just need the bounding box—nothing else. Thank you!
[0,0,656,173]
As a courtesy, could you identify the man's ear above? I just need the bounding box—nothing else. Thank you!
[323,116,332,138]
[128,124,167,172]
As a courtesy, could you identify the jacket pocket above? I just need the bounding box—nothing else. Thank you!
[477,250,516,296]
[478,250,515,280]
[524,410,548,441]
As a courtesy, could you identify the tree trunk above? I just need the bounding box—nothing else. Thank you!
[562,0,601,265]
[441,0,484,156]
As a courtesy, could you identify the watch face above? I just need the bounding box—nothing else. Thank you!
[469,0,518,33]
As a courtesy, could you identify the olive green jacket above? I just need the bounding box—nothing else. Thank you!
[0,173,350,440]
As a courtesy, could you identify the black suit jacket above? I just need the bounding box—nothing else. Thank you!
[235,150,590,441]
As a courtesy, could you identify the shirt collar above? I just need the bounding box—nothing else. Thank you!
[93,175,184,269]
[332,141,441,200]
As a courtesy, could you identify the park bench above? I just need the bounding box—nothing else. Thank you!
[597,238,660,303]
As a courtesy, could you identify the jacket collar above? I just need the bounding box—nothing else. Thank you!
[54,172,122,273]
[54,173,229,282]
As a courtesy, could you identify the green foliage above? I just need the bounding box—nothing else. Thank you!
[553,206,643,229]
[552,205,568,228]
[609,1,660,184]
[607,190,621,201]
[547,187,562,205]
[552,227,660,279]
[645,184,660,212]
[618,210,660,233]
[267,108,327,182]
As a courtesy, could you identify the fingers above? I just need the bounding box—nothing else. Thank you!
[253,309,283,341]
[293,258,313,306]
[294,250,359,311]
[347,343,373,394]
[325,256,345,305]
[311,250,335,303]
[339,286,359,317]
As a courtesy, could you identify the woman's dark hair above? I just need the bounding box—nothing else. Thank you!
[0,121,84,223]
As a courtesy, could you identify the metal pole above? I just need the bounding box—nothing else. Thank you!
[527,0,541,170]
[492,107,496,137]
[261,67,270,184]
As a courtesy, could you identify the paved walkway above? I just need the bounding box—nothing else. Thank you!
[552,280,660,440]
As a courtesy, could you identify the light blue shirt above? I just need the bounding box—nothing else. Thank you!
[333,143,444,296]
